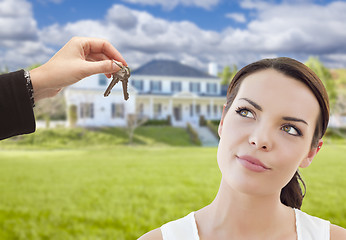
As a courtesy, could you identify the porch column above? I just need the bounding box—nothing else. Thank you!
[169,98,173,125]
[209,99,214,119]
[149,97,154,119]
[192,98,196,125]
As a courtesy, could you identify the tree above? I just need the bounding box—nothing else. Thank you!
[0,65,9,74]
[305,57,337,112]
[26,64,66,127]
[126,110,148,145]
[34,92,66,127]
[26,63,41,71]
[68,105,78,128]
[219,64,238,86]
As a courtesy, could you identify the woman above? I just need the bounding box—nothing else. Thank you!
[0,37,126,140]
[139,57,346,239]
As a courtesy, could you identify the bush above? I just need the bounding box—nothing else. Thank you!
[206,120,219,139]
[209,120,220,126]
[324,127,346,144]
[186,123,201,146]
[143,118,171,126]
[199,115,206,126]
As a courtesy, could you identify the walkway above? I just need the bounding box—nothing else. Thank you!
[195,126,219,147]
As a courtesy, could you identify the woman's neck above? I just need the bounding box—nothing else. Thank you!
[195,179,295,239]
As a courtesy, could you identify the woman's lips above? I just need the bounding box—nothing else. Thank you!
[236,155,271,172]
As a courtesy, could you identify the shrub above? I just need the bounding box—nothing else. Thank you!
[143,118,170,126]
[199,115,206,126]
[186,123,201,146]
[206,120,219,139]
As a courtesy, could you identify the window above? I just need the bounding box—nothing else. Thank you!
[171,82,182,92]
[99,75,107,86]
[111,103,124,118]
[153,103,162,118]
[80,103,94,118]
[207,104,211,116]
[195,104,200,115]
[132,80,143,91]
[214,105,218,116]
[189,82,200,93]
[190,104,194,117]
[207,83,217,94]
[150,81,161,92]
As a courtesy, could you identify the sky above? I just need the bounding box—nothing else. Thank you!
[1,0,346,73]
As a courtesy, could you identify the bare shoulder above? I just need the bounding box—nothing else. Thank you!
[137,228,163,240]
[330,224,346,240]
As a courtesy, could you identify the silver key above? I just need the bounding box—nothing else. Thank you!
[121,77,129,100]
[104,60,131,100]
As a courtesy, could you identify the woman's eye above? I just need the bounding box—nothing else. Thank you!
[236,108,254,119]
[281,125,301,136]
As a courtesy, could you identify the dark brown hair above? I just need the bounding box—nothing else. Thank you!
[224,57,329,209]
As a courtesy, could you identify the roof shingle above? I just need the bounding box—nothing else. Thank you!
[132,59,215,78]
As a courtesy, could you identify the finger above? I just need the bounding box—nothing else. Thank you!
[105,73,112,79]
[83,59,121,76]
[83,38,128,66]
[86,53,110,62]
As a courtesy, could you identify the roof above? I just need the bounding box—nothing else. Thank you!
[132,59,216,78]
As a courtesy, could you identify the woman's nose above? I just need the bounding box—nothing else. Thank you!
[248,125,273,151]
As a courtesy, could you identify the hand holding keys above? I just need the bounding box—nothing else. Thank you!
[104,60,130,100]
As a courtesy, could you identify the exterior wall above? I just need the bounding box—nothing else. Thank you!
[65,75,136,127]
[131,75,220,95]
[65,73,224,128]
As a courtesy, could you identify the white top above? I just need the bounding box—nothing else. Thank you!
[160,209,330,240]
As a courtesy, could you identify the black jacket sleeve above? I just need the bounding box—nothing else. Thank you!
[0,70,36,140]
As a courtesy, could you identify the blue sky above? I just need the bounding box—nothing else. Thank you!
[1,0,346,71]
[32,0,248,31]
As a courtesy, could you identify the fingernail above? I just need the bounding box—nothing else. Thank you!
[113,60,123,68]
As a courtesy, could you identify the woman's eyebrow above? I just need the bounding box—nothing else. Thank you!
[239,98,309,125]
[239,98,263,111]
[282,117,308,125]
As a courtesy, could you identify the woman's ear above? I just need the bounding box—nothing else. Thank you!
[218,104,227,137]
[300,139,323,168]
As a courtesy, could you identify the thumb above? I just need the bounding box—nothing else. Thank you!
[83,60,120,76]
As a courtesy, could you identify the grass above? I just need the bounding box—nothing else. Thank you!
[0,144,345,239]
[0,147,219,239]
[0,126,195,150]
[300,144,346,226]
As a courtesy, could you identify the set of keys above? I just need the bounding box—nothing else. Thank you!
[104,60,130,100]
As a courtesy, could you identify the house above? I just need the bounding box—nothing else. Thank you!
[64,59,226,127]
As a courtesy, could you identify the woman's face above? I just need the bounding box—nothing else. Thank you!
[217,69,321,196]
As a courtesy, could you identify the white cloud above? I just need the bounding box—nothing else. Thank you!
[38,4,224,69]
[2,1,346,71]
[0,0,38,41]
[121,0,220,10]
[225,13,246,23]
[0,0,55,69]
[106,4,138,30]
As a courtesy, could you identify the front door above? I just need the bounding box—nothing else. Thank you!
[173,105,182,122]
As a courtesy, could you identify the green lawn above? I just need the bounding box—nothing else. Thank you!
[0,145,345,239]
[0,126,195,150]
